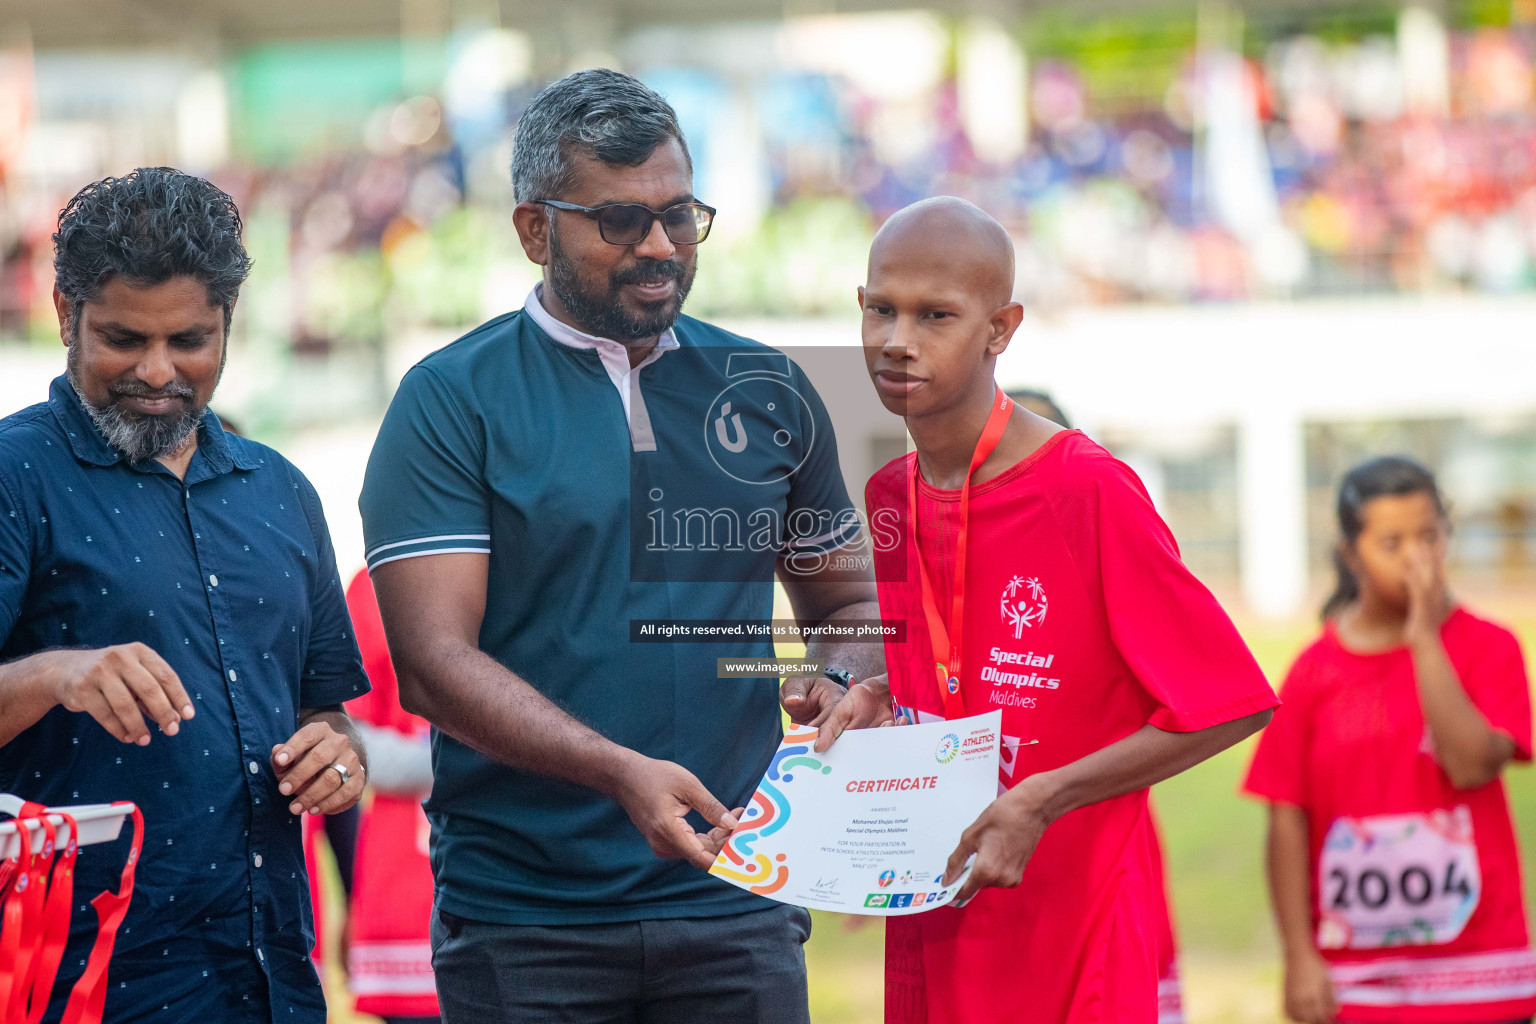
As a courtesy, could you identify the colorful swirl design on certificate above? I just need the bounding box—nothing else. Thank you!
[712,726,827,895]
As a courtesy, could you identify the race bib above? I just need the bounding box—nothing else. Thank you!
[1317,806,1481,950]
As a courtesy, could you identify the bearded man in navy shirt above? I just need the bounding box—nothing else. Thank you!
[0,167,370,1022]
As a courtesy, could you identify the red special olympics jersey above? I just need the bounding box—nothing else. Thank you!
[867,430,1277,1024]
[1243,608,1536,1023]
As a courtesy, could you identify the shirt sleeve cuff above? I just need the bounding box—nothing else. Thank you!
[301,672,371,708]
[1147,689,1280,734]
[365,533,491,570]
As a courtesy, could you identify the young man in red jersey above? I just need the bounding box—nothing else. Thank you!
[828,196,1278,1024]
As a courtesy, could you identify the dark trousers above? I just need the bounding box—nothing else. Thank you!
[430,904,812,1024]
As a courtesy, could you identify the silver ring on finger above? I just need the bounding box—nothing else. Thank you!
[329,762,349,786]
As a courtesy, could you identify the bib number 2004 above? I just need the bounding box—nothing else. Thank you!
[1317,807,1481,950]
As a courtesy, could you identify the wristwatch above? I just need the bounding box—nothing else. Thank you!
[823,667,854,690]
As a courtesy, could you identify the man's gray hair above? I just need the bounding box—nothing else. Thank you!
[511,68,691,202]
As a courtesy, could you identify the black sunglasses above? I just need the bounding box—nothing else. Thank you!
[535,199,717,246]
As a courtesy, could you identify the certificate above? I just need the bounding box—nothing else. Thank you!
[710,711,1002,915]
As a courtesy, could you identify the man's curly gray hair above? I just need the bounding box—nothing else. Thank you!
[511,68,691,202]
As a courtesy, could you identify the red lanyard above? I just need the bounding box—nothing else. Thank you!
[0,801,77,1024]
[0,807,41,1020]
[0,801,141,1024]
[908,386,1014,719]
[61,802,142,1024]
[29,807,79,1024]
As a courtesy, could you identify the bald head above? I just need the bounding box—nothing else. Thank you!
[868,197,1014,308]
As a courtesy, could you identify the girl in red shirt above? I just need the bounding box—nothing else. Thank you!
[1244,456,1536,1024]
[343,570,441,1024]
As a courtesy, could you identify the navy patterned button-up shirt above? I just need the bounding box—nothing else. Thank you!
[0,376,368,1023]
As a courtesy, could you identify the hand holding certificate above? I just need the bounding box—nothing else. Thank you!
[710,712,1002,915]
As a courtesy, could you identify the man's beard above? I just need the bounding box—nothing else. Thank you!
[547,226,694,343]
[66,343,216,463]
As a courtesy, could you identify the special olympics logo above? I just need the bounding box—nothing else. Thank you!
[935,733,960,764]
[704,353,815,486]
[1001,575,1048,639]
[878,869,896,888]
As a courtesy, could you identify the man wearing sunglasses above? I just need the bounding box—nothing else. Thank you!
[360,69,883,1023]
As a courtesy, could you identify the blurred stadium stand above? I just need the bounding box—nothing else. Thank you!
[2,0,1535,617]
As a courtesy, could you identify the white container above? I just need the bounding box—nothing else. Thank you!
[0,794,131,861]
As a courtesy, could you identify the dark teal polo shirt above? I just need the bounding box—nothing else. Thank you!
[359,310,860,925]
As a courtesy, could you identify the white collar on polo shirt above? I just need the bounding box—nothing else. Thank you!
[523,284,679,424]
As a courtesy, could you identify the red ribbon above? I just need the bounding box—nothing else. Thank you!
[0,801,140,1024]
[27,806,77,1024]
[0,804,38,1019]
[60,803,142,1024]
[908,386,1014,720]
[2,804,54,1023]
